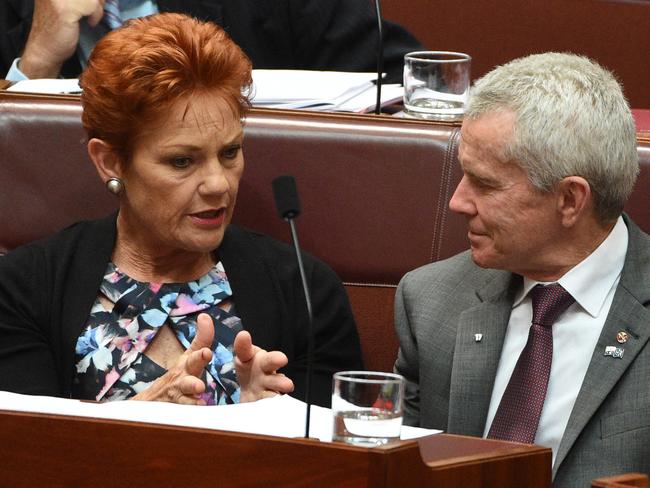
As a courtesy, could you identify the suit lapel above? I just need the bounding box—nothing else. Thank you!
[553,217,650,475]
[4,0,33,50]
[6,0,32,19]
[448,272,520,436]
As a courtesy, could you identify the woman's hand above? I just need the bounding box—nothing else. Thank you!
[133,313,214,405]
[235,331,294,403]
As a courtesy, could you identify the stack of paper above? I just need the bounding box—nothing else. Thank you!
[250,70,403,113]
[5,70,404,113]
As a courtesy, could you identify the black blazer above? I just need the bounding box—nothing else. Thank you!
[0,0,423,82]
[0,214,363,407]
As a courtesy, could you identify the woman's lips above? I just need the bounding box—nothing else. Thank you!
[189,208,226,226]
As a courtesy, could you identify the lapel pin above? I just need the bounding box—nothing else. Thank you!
[474,333,483,342]
[616,331,629,344]
[604,346,624,359]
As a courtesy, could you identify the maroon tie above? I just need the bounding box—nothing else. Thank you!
[487,284,575,443]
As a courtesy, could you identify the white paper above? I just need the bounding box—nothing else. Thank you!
[0,391,439,442]
[250,70,379,104]
[4,71,402,113]
[249,70,405,112]
[336,83,404,113]
[7,79,81,94]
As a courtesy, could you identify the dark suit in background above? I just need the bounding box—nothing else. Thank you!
[0,0,423,82]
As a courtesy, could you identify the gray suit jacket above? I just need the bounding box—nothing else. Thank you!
[394,216,650,486]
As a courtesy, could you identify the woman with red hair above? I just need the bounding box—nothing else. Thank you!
[0,13,362,407]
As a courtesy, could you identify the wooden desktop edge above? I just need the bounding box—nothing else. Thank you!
[416,432,550,469]
[0,407,551,487]
[0,407,549,460]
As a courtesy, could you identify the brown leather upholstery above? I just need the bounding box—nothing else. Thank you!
[0,94,114,251]
[1,91,650,373]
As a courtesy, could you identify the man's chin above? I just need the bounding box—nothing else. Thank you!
[469,249,500,270]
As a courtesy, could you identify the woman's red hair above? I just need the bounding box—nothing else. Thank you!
[80,12,252,162]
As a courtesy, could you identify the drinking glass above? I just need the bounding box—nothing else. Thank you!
[331,371,405,447]
[403,51,471,120]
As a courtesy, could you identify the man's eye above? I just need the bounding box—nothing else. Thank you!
[171,157,192,168]
[467,175,493,189]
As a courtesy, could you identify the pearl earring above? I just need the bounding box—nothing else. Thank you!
[106,177,124,195]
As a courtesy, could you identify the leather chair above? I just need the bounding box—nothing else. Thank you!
[2,91,650,374]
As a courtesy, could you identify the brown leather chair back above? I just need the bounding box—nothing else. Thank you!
[2,91,650,372]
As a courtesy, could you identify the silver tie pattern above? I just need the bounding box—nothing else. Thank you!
[103,0,123,30]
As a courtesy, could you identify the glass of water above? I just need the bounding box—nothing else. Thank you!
[403,51,471,120]
[331,371,405,447]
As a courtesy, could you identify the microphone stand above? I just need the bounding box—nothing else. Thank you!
[286,218,314,439]
[272,175,314,439]
[374,0,384,115]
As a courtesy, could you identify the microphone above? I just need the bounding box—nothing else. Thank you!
[374,0,384,115]
[272,174,301,220]
[271,175,314,439]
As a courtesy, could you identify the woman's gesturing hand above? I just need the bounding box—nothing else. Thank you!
[235,331,294,403]
[133,313,214,405]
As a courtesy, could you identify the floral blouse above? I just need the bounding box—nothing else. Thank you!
[72,261,243,405]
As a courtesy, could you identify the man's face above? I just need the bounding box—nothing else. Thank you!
[449,110,562,277]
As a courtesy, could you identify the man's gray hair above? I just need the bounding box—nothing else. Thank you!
[466,52,638,223]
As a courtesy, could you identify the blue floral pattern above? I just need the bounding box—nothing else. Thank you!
[72,262,243,404]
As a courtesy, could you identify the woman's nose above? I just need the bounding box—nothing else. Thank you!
[200,161,230,195]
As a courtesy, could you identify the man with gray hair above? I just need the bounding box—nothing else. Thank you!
[394,52,647,485]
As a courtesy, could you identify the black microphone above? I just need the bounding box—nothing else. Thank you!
[271,175,314,439]
[374,0,384,115]
[272,174,301,220]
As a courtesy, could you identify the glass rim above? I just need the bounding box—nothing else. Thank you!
[405,50,471,63]
[333,370,405,384]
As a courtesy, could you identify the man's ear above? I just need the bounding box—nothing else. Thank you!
[87,138,123,183]
[556,176,592,227]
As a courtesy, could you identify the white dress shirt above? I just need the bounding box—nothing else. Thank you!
[482,216,628,465]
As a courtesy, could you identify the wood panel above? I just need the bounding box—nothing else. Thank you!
[0,409,551,487]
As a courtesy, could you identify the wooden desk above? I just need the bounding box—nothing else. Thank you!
[0,409,551,487]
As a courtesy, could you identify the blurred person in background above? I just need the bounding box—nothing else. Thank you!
[0,0,423,82]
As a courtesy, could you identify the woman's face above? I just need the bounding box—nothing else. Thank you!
[117,93,244,256]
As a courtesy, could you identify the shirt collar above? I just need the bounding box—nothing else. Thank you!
[513,216,628,317]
